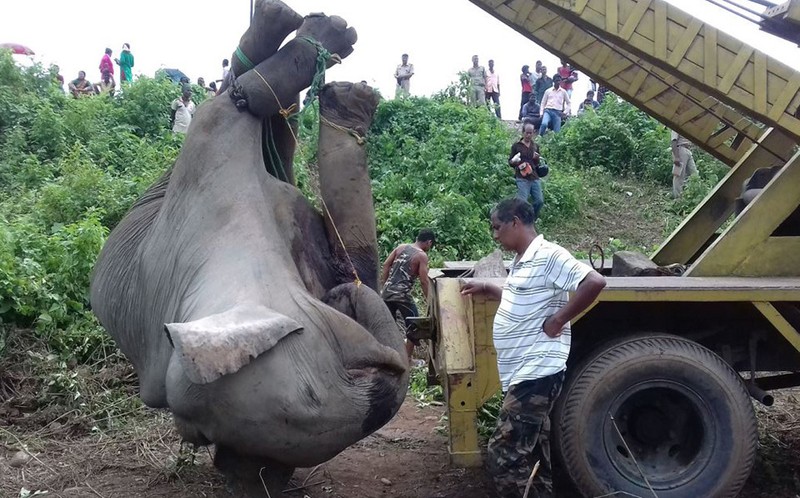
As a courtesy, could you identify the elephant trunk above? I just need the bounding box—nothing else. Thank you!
[318,82,382,291]
[323,282,408,433]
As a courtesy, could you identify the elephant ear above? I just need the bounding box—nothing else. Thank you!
[164,305,303,384]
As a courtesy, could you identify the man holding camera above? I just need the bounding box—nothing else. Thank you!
[509,122,546,221]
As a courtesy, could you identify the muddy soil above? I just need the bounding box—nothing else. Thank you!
[1,391,799,498]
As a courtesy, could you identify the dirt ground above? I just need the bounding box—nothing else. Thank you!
[1,390,799,498]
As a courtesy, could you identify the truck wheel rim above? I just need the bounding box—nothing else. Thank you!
[602,380,715,490]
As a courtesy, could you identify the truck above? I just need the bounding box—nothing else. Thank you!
[424,1,800,497]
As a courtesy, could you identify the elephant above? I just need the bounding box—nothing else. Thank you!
[89,1,410,495]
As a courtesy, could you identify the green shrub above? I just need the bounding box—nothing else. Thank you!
[0,54,177,363]
[367,96,583,261]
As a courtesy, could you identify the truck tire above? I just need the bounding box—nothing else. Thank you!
[553,334,757,498]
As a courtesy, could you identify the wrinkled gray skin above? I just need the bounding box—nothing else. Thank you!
[90,1,408,495]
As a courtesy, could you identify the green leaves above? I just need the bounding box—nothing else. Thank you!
[0,54,178,363]
[367,97,517,261]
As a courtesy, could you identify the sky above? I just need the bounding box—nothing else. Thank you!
[2,0,799,120]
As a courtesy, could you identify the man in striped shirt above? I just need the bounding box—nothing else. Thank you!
[462,198,606,497]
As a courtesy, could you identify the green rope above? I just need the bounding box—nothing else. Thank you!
[235,46,255,71]
[259,36,335,183]
[265,118,289,183]
[298,36,338,107]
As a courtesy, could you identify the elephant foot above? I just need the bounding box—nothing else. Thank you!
[215,445,294,497]
[296,12,358,62]
[319,81,380,137]
[233,13,357,119]
[232,0,304,78]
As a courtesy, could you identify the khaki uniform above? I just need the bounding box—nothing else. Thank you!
[468,65,487,106]
[671,131,697,197]
[395,63,414,95]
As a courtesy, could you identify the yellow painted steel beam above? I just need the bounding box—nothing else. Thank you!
[736,237,800,277]
[652,127,797,265]
[445,371,483,467]
[523,0,800,141]
[435,278,475,373]
[476,276,800,301]
[470,295,501,405]
[467,0,788,167]
[433,279,502,467]
[752,301,800,352]
[687,150,800,276]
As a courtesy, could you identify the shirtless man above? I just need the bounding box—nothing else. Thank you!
[381,229,435,362]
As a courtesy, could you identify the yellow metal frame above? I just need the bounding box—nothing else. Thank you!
[753,301,800,351]
[526,0,800,140]
[686,149,800,276]
[653,128,796,265]
[468,0,783,167]
[431,275,800,466]
[432,278,500,467]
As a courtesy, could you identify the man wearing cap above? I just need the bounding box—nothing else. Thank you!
[394,53,414,96]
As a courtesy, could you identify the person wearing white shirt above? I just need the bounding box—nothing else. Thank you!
[461,198,606,498]
[171,89,196,134]
[394,53,414,96]
[538,75,570,136]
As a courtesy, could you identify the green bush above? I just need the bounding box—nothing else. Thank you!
[540,95,672,182]
[0,52,180,363]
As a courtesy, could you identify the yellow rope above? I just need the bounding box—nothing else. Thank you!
[252,67,300,145]
[320,114,366,145]
[249,67,363,287]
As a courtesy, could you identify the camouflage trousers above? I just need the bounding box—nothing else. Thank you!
[487,371,565,498]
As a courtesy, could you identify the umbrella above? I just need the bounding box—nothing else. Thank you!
[0,43,35,55]
[158,68,189,83]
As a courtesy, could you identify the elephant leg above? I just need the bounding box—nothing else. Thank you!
[262,94,300,184]
[317,82,382,290]
[229,0,303,84]
[214,445,294,497]
[232,14,357,119]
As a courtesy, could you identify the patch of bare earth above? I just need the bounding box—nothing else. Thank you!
[546,172,675,256]
[1,333,798,498]
[0,397,489,498]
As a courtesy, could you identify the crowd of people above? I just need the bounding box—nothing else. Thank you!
[55,45,237,135]
[64,44,135,99]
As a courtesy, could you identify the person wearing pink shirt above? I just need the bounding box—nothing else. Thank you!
[99,48,114,79]
[485,59,501,118]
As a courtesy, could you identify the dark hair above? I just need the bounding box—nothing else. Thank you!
[402,53,408,57]
[522,65,529,73]
[209,81,217,90]
[553,74,562,82]
[492,198,535,226]
[105,48,112,55]
[417,228,436,243]
[222,59,229,66]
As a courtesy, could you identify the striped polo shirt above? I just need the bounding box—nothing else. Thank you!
[493,235,593,391]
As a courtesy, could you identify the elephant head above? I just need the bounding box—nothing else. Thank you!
[89,1,409,494]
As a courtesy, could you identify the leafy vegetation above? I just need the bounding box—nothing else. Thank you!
[0,52,190,364]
